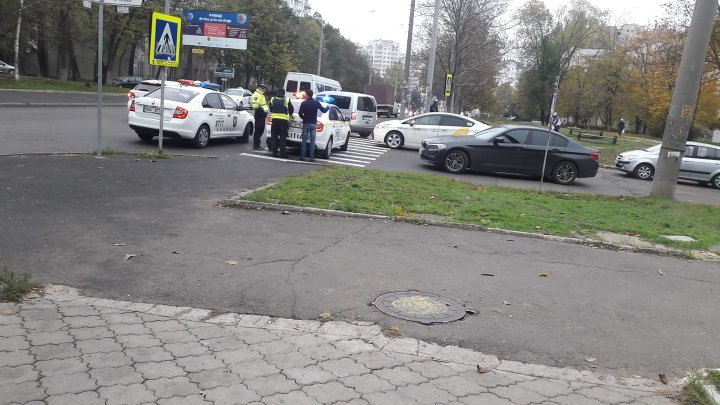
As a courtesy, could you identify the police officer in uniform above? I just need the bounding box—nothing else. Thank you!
[251,84,269,150]
[269,89,294,158]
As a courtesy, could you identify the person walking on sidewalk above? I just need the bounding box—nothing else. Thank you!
[618,118,625,136]
[269,89,294,158]
[251,84,269,150]
[551,112,561,132]
[298,90,328,162]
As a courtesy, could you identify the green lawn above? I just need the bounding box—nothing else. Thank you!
[0,76,128,94]
[243,167,720,251]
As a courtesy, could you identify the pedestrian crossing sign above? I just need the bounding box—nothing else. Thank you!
[149,12,181,67]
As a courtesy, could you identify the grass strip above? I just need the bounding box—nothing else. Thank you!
[243,167,720,251]
[682,376,714,405]
[0,76,127,94]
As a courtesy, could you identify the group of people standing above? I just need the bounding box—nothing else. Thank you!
[249,84,328,161]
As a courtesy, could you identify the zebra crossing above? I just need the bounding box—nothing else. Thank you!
[241,136,388,168]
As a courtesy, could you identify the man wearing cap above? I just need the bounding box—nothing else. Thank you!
[251,84,269,150]
[269,89,294,158]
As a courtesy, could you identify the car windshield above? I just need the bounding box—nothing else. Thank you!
[145,88,199,103]
[474,127,509,140]
[226,89,243,96]
[642,144,662,153]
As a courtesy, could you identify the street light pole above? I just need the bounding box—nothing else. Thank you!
[400,0,415,118]
[651,0,717,198]
[317,22,324,75]
[426,0,440,100]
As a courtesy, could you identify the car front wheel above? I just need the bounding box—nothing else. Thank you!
[340,132,350,151]
[193,124,210,149]
[237,123,252,143]
[633,163,654,180]
[444,150,468,174]
[384,131,404,149]
[711,173,720,189]
[552,161,577,185]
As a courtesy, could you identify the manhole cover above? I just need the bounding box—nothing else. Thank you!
[372,291,474,325]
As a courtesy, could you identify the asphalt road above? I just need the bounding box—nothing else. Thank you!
[1,91,719,378]
[1,91,717,206]
[0,153,718,379]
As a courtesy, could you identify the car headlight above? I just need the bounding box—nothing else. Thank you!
[428,144,447,150]
[622,155,637,160]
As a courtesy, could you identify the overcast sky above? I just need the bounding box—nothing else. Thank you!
[310,0,668,48]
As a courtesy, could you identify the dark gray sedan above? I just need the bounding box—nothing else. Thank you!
[419,125,600,185]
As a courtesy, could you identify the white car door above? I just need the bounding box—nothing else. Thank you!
[437,114,475,137]
[407,114,441,147]
[220,94,242,136]
[202,93,227,136]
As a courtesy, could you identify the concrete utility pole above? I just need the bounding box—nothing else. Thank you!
[426,0,440,100]
[317,22,324,75]
[400,0,415,119]
[651,0,718,198]
[96,0,104,157]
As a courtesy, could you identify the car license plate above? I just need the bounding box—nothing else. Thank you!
[288,131,302,140]
[143,105,160,114]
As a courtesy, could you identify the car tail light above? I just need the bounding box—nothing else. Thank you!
[316,121,324,132]
[129,100,135,112]
[129,91,135,99]
[172,106,188,119]
[266,116,272,125]
[351,112,357,121]
[590,152,599,160]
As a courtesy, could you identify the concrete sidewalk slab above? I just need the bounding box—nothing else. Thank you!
[0,285,678,404]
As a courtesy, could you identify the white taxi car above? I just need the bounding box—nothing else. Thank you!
[373,112,490,149]
[128,86,255,148]
[263,99,350,159]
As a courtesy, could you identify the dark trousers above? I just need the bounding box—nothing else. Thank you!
[253,111,267,148]
[270,119,289,156]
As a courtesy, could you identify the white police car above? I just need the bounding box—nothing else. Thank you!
[128,86,255,148]
[263,98,351,159]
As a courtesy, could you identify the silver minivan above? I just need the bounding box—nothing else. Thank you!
[615,141,720,189]
[316,91,377,138]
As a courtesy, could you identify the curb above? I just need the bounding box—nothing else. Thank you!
[221,198,720,261]
[0,152,219,159]
[40,284,670,393]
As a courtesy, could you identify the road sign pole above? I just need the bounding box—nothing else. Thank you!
[158,67,165,154]
[96,0,104,157]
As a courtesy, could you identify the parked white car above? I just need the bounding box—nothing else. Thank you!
[225,87,252,109]
[0,60,15,74]
[128,86,254,148]
[615,141,720,189]
[373,112,490,149]
[263,99,350,159]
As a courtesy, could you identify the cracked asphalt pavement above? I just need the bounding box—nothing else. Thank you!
[0,285,675,405]
[0,153,718,385]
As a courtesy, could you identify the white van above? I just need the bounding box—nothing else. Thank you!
[316,91,377,137]
[284,72,342,99]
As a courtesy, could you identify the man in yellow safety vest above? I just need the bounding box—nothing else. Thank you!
[251,84,269,150]
[268,89,295,158]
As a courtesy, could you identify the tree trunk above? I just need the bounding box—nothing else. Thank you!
[35,8,49,77]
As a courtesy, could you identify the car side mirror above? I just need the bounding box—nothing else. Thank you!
[493,138,506,145]
[237,105,243,111]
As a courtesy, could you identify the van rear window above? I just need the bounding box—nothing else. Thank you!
[322,95,351,110]
[301,81,312,93]
[286,80,298,92]
[358,97,376,112]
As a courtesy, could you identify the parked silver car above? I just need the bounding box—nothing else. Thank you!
[0,60,15,74]
[615,141,720,189]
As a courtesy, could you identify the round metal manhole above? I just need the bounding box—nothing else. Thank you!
[372,291,475,325]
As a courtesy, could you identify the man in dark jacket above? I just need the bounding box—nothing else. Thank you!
[269,89,294,158]
[298,90,329,161]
